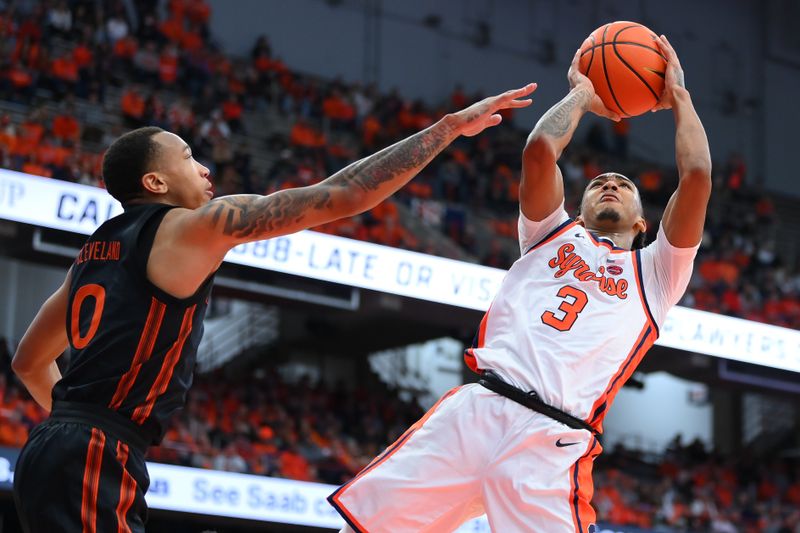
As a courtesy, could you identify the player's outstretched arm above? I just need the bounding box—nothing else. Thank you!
[521,49,620,221]
[11,270,71,412]
[653,35,712,248]
[181,84,535,253]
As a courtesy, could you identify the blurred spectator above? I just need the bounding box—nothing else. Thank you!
[46,1,72,38]
[133,40,160,85]
[120,85,146,127]
[52,104,80,142]
[105,8,130,45]
[158,44,180,87]
[213,442,248,473]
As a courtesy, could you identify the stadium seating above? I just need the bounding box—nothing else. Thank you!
[0,1,795,328]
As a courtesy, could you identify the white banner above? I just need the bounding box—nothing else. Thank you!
[145,463,343,528]
[145,462,490,530]
[660,306,800,373]
[1,170,798,372]
[0,169,501,311]
[224,229,500,311]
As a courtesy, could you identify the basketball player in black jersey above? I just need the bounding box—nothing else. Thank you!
[10,84,536,532]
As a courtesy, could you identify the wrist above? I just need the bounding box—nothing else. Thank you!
[571,81,595,98]
[441,112,467,139]
[669,85,691,102]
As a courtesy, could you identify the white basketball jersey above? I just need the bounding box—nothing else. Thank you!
[466,203,698,431]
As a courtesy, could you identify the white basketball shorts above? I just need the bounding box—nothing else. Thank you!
[328,384,602,532]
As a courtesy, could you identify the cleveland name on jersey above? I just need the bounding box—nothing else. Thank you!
[55,203,213,444]
[465,203,698,432]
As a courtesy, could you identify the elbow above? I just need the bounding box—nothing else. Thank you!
[680,159,712,185]
[11,352,31,378]
[523,136,558,165]
[322,183,367,218]
[679,163,713,196]
[339,187,369,217]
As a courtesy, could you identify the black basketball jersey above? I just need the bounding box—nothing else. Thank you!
[53,203,213,445]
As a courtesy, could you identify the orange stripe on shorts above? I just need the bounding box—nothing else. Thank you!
[81,428,106,533]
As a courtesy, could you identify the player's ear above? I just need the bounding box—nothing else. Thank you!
[141,172,168,195]
[633,215,646,235]
[574,215,585,227]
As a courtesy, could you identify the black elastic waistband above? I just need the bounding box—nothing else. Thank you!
[478,371,600,436]
[50,401,150,454]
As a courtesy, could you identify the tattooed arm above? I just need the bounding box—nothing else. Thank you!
[171,84,535,252]
[520,49,620,221]
[147,85,535,298]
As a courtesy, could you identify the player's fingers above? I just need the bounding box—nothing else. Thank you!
[504,83,537,100]
[657,35,677,60]
[602,108,622,121]
[506,98,533,109]
[487,113,502,127]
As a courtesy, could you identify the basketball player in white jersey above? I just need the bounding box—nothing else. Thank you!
[329,35,710,533]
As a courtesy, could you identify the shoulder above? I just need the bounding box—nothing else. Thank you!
[639,223,700,263]
[518,202,572,255]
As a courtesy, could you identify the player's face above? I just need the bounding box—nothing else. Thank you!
[580,173,643,230]
[152,132,213,209]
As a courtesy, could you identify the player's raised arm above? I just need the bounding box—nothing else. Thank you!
[653,35,712,248]
[179,84,535,253]
[521,49,620,221]
[11,270,71,411]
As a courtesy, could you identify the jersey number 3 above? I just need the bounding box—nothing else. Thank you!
[541,285,588,331]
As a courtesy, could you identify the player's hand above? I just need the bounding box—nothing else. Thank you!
[451,83,536,137]
[651,35,686,112]
[568,47,621,122]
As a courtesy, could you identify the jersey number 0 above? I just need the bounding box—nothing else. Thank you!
[541,285,588,331]
[71,284,106,348]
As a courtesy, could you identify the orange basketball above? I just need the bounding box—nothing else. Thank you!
[579,21,666,117]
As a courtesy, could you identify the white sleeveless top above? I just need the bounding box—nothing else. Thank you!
[465,203,698,431]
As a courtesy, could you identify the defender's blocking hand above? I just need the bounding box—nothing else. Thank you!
[452,83,537,137]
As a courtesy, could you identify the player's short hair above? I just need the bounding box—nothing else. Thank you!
[579,172,647,250]
[586,172,637,193]
[102,126,165,205]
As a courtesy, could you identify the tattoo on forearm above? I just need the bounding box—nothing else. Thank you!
[200,121,455,240]
[534,89,591,138]
[326,122,454,193]
[204,190,332,239]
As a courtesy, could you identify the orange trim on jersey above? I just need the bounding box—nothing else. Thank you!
[132,305,196,424]
[331,498,370,533]
[569,438,601,533]
[81,428,106,533]
[464,304,492,374]
[464,350,479,374]
[329,386,462,530]
[115,441,135,533]
[587,322,654,432]
[586,231,628,254]
[631,250,659,335]
[524,220,576,255]
[109,298,167,410]
[586,250,660,432]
